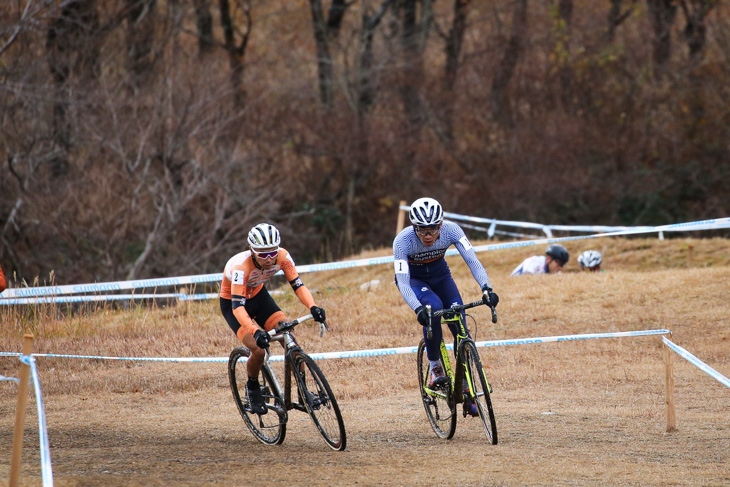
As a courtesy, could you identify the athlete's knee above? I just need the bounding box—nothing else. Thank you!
[264,311,287,331]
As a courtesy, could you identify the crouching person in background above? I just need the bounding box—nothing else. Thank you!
[511,244,570,276]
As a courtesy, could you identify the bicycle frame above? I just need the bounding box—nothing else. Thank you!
[263,315,326,414]
[267,335,307,414]
[419,298,498,443]
[425,313,483,405]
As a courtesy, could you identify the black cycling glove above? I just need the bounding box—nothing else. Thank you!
[481,285,499,307]
[415,305,430,327]
[310,306,326,323]
[253,329,270,349]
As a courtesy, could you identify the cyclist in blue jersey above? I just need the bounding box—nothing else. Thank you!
[393,197,499,416]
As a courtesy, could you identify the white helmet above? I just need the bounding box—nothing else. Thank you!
[409,197,444,226]
[578,250,602,268]
[247,223,281,250]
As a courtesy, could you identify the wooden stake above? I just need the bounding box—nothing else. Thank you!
[10,334,34,487]
[665,342,676,432]
[396,200,407,235]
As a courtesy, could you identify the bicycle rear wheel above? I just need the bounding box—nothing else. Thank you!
[292,351,346,451]
[461,341,498,444]
[228,347,286,446]
[416,339,456,439]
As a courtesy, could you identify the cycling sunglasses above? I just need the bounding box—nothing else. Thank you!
[253,249,279,259]
[415,225,441,237]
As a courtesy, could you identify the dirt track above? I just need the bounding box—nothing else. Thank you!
[2,245,730,486]
[2,348,729,487]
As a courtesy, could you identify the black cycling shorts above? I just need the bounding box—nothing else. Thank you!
[220,287,282,336]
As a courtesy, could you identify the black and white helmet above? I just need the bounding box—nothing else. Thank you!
[409,197,444,226]
[247,223,281,250]
[578,250,602,268]
[545,244,570,265]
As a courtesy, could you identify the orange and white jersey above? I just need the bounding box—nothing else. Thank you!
[220,248,301,300]
[219,248,315,334]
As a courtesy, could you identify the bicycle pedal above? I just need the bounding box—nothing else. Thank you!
[245,404,268,416]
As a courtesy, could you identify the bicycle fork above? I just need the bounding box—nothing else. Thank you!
[454,339,494,404]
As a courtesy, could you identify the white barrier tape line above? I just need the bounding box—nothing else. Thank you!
[0,274,224,299]
[475,328,671,347]
[27,353,228,363]
[662,336,730,389]
[3,216,728,302]
[410,206,647,235]
[12,329,671,364]
[470,217,730,255]
[404,204,730,235]
[307,345,419,360]
[23,356,54,486]
[457,221,542,240]
[0,293,219,306]
[1,374,20,383]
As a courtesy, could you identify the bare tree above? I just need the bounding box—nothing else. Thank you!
[357,0,394,115]
[398,0,433,135]
[192,0,214,56]
[679,0,716,60]
[647,0,677,68]
[554,0,574,111]
[327,0,350,37]
[606,0,636,42]
[489,0,527,127]
[0,0,37,57]
[219,0,252,107]
[438,0,470,141]
[678,0,719,136]
[125,0,157,87]
[309,0,335,106]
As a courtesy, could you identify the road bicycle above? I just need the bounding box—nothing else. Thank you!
[228,314,346,451]
[416,298,498,444]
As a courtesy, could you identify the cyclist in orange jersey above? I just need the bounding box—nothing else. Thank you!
[220,223,326,414]
[0,262,6,293]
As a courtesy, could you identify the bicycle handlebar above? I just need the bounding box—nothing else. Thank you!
[425,298,498,339]
[430,299,485,318]
[270,314,330,337]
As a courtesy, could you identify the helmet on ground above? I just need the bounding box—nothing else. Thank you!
[409,197,444,226]
[578,250,602,268]
[545,244,569,265]
[247,223,281,250]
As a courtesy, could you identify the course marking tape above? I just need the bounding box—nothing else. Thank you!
[662,336,730,389]
[2,216,728,302]
[475,328,672,347]
[401,205,730,238]
[0,293,219,305]
[0,329,671,363]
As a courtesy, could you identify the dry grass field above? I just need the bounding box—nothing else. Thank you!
[1,237,729,486]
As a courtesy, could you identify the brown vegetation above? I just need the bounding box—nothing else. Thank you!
[1,1,729,286]
[1,238,728,485]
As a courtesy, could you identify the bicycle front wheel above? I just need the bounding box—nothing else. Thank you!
[228,347,287,446]
[461,341,498,444]
[417,339,456,440]
[292,351,346,451]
